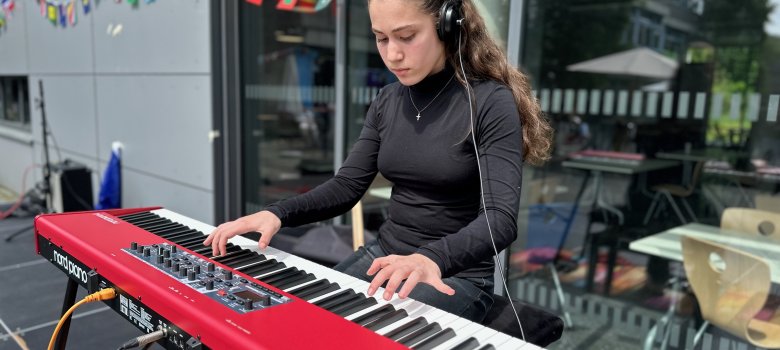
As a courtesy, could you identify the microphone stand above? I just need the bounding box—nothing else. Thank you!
[4,80,53,242]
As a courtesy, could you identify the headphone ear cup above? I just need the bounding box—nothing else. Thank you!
[437,0,460,43]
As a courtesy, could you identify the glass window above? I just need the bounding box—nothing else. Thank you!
[0,77,30,131]
[515,0,780,348]
[239,1,336,214]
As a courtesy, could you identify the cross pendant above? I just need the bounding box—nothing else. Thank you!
[416,114,421,121]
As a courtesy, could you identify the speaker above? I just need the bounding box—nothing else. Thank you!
[437,0,462,43]
[50,159,94,213]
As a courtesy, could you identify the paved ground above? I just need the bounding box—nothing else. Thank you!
[0,211,153,350]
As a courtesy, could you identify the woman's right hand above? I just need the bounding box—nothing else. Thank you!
[203,210,282,256]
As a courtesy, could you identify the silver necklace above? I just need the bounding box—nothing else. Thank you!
[408,74,455,121]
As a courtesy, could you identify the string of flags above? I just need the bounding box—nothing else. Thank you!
[0,0,15,30]
[37,0,156,28]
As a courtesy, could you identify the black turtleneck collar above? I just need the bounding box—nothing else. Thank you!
[409,64,456,95]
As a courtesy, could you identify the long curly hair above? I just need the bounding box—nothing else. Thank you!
[417,0,553,165]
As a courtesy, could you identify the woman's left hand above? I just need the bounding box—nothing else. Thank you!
[366,253,455,301]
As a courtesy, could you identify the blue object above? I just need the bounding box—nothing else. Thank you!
[95,148,121,209]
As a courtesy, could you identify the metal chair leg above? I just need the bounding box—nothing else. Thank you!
[548,263,573,328]
[643,192,662,225]
[680,198,698,223]
[662,191,688,224]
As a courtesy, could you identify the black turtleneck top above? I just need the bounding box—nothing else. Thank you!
[266,65,523,278]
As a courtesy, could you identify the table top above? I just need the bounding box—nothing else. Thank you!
[562,158,679,175]
[629,223,780,283]
[656,148,748,162]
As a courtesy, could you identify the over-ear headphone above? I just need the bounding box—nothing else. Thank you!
[437,0,462,43]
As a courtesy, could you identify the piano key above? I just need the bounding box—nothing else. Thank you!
[211,249,254,263]
[117,211,154,220]
[264,269,307,286]
[171,236,210,247]
[332,296,377,317]
[478,345,496,350]
[235,259,277,273]
[125,216,165,226]
[258,267,300,284]
[385,318,432,342]
[274,272,316,290]
[314,289,357,309]
[287,279,330,296]
[135,219,173,230]
[399,323,443,347]
[448,337,480,350]
[156,226,196,238]
[350,304,396,326]
[411,327,456,350]
[222,254,267,270]
[293,281,341,301]
[243,261,286,277]
[431,322,497,350]
[364,309,409,331]
[138,221,177,232]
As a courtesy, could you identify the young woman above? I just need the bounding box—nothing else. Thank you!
[205,0,552,323]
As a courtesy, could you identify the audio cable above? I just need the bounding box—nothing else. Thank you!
[47,288,117,350]
[117,328,167,350]
[457,20,526,342]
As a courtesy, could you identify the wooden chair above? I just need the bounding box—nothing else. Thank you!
[681,236,780,348]
[721,207,780,240]
[643,160,705,225]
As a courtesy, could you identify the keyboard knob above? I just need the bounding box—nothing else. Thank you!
[163,250,171,258]
[188,270,196,281]
[156,255,164,264]
[193,265,201,274]
[172,263,180,271]
[245,299,254,310]
[164,259,172,268]
[207,262,215,272]
[136,244,144,253]
[171,246,177,254]
[179,266,188,277]
[143,248,151,257]
[130,242,138,251]
[205,280,214,290]
[223,271,233,280]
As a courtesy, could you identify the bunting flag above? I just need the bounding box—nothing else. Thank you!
[245,0,263,5]
[47,2,57,24]
[58,3,66,27]
[67,0,76,26]
[40,0,47,16]
[0,12,5,29]
[276,0,297,10]
[82,0,90,14]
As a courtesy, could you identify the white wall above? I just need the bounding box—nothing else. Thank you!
[0,0,214,223]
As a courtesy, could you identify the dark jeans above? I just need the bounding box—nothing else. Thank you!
[333,240,495,323]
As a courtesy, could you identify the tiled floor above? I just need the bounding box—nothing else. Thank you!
[0,210,149,350]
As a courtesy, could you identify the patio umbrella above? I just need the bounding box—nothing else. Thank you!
[566,47,679,79]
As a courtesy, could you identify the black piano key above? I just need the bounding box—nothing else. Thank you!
[288,279,329,296]
[476,345,495,350]
[450,337,480,350]
[156,226,194,237]
[118,211,154,220]
[274,273,316,290]
[172,236,210,247]
[144,222,180,233]
[242,261,285,277]
[160,229,201,241]
[322,293,364,312]
[313,290,356,308]
[383,317,428,342]
[235,259,275,273]
[222,254,267,269]
[352,304,395,327]
[296,282,341,301]
[411,328,456,350]
[125,216,164,226]
[119,212,156,221]
[136,219,173,230]
[364,309,408,331]
[211,249,253,262]
[398,323,442,347]
[333,297,378,317]
[265,270,306,286]
[260,268,300,284]
[194,244,241,257]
